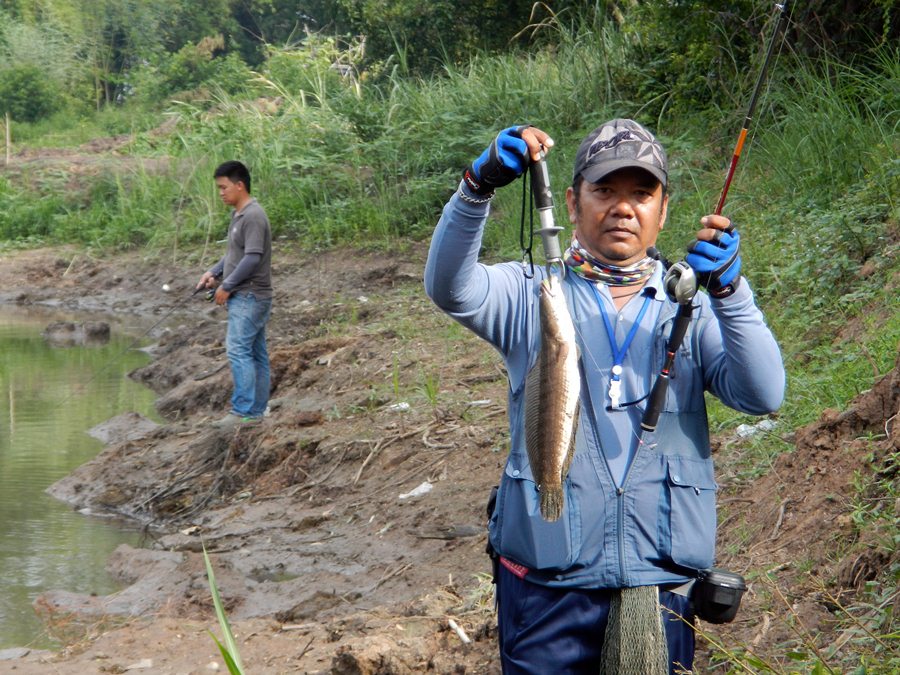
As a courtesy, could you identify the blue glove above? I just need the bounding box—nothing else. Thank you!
[686,227,742,297]
[463,125,531,195]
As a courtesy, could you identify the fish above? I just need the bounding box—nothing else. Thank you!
[524,273,580,522]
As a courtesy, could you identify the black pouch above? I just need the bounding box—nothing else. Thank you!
[691,567,747,624]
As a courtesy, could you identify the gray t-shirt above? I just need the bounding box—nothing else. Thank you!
[220,198,273,299]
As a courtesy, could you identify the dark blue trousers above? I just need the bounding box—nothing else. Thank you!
[497,565,695,674]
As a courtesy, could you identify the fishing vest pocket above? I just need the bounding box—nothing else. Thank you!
[494,459,583,572]
[662,456,718,570]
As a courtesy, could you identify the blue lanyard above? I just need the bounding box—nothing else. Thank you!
[590,283,652,406]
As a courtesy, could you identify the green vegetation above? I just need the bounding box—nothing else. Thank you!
[1,0,898,670]
[203,544,245,674]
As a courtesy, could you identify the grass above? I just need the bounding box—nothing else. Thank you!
[6,105,161,147]
[203,543,245,675]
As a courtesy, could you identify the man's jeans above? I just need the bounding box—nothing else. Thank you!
[225,292,272,418]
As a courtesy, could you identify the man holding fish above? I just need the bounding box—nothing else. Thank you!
[424,120,784,673]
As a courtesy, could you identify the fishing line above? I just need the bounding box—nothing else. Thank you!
[731,3,793,207]
[519,172,535,279]
[45,286,211,413]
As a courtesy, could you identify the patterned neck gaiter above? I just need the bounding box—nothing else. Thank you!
[564,236,655,286]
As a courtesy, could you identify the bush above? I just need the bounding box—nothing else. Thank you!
[0,64,60,122]
[142,36,257,101]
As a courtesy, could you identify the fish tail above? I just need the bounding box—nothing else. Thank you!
[540,486,564,522]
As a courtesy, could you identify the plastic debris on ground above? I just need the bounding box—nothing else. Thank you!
[399,481,433,500]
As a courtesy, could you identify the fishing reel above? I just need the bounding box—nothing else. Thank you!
[663,261,697,305]
[647,247,698,305]
[192,286,217,302]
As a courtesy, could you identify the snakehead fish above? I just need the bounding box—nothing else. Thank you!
[524,274,580,522]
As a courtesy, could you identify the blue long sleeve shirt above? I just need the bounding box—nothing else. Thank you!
[425,184,785,588]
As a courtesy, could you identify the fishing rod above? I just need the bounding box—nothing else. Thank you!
[715,1,790,218]
[641,0,790,433]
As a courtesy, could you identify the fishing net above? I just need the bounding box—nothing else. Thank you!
[600,585,669,675]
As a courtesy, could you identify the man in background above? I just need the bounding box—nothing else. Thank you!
[197,160,273,429]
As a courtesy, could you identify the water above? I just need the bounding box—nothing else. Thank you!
[0,306,159,649]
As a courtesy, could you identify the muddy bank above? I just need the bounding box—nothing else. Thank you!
[4,245,506,673]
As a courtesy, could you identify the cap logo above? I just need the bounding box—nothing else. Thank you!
[574,120,667,185]
[586,130,634,161]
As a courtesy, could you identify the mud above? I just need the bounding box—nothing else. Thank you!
[0,245,896,674]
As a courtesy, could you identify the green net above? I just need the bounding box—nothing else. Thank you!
[600,585,669,675]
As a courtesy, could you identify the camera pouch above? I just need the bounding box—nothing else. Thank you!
[691,567,747,624]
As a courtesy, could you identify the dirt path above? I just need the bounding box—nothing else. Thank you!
[0,245,896,674]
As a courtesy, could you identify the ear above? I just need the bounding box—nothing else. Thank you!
[658,193,669,231]
[565,186,577,223]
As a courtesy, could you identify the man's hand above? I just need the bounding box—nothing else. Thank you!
[196,271,218,290]
[686,215,742,297]
[463,126,555,195]
[214,286,231,306]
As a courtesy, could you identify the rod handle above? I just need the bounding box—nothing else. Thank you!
[530,155,554,211]
[641,301,695,432]
[641,372,670,432]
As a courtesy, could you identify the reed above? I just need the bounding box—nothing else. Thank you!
[203,544,245,675]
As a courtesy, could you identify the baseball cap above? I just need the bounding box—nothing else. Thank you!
[572,119,668,189]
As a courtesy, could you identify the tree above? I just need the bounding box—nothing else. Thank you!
[230,0,354,66]
[334,0,540,73]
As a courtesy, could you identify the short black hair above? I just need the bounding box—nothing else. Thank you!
[214,160,251,194]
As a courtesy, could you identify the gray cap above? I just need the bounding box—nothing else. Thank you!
[572,119,668,188]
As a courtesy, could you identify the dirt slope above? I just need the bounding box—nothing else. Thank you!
[0,245,896,674]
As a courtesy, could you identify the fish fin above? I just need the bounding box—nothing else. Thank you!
[524,359,542,471]
[540,486,564,522]
[561,400,579,479]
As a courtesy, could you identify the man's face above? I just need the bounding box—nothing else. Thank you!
[565,167,668,266]
[215,176,243,207]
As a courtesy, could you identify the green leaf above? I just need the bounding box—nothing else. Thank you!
[208,631,244,675]
[203,543,245,674]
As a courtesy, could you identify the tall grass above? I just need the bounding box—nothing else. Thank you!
[3,14,896,416]
[0,3,896,414]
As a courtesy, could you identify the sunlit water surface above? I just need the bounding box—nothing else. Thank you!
[0,306,158,649]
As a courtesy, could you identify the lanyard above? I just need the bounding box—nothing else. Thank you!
[590,283,652,409]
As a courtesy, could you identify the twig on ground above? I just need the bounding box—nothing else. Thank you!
[297,636,315,659]
[353,439,383,485]
[422,426,454,449]
[375,562,414,588]
[769,498,792,540]
[287,444,350,496]
[350,450,453,507]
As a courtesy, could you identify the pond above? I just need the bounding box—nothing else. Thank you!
[0,306,159,649]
